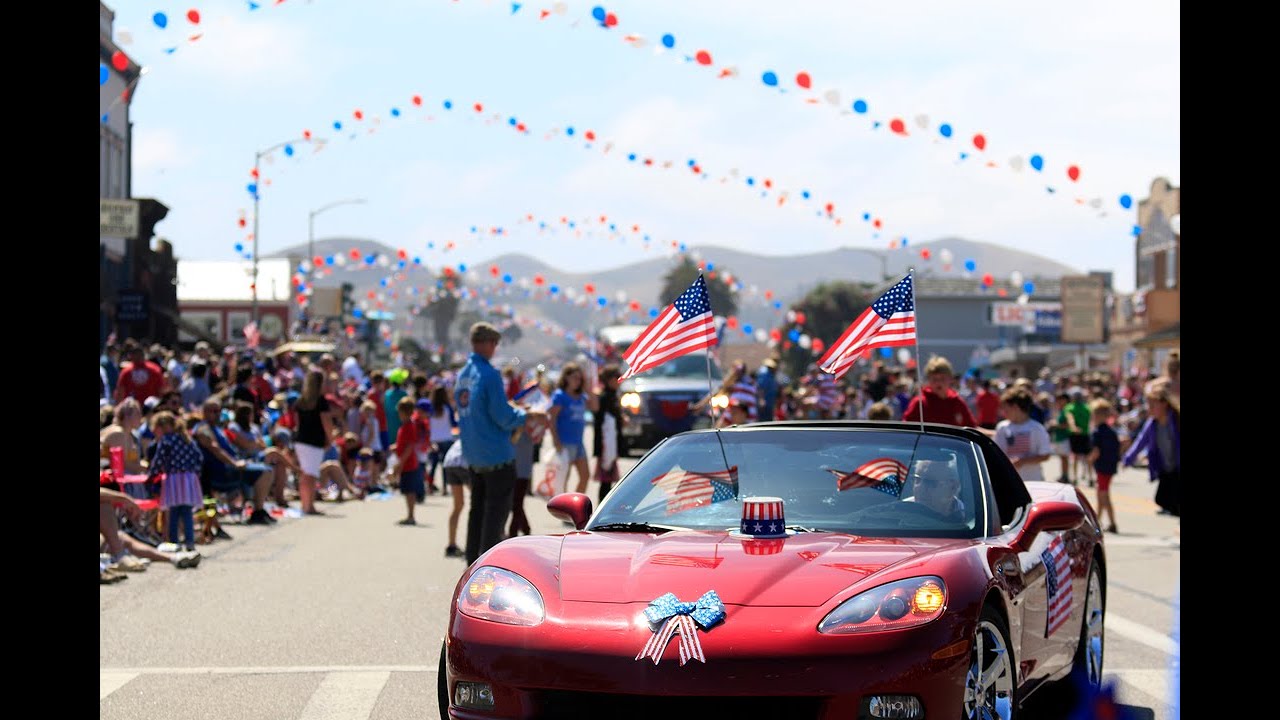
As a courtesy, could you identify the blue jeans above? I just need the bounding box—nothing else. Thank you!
[168,505,195,548]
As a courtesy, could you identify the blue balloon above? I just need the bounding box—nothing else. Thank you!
[788,329,801,342]
[801,190,810,199]
[246,183,258,195]
[503,274,513,283]
[746,177,755,186]
[852,99,868,114]
[627,153,636,161]
[880,347,893,358]
[458,263,467,272]
[352,308,364,318]
[391,108,401,117]
[365,255,376,265]
[774,301,783,310]
[939,123,953,138]
[508,117,517,126]
[1132,225,1141,237]
[379,278,388,287]
[687,158,696,167]
[549,284,560,294]
[1119,194,1133,209]
[762,71,778,86]
[102,113,109,124]
[678,243,687,252]
[413,256,422,264]
[325,256,335,265]
[742,324,753,334]
[1023,281,1035,295]
[428,242,435,249]
[649,308,660,318]
[964,259,977,272]
[661,33,675,48]
[100,64,109,86]
[333,121,342,130]
[397,260,406,269]
[900,238,908,247]
[862,212,871,221]
[284,144,294,157]
[153,12,168,29]
[591,6,606,21]
[1029,154,1044,172]
[597,297,608,306]
[443,100,453,110]
[234,243,244,253]
[705,263,714,271]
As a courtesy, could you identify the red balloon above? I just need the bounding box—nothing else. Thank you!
[350,249,361,259]
[411,95,422,106]
[353,109,364,120]
[764,290,773,300]
[889,118,907,135]
[921,248,931,260]
[533,274,545,286]
[796,71,812,89]
[237,218,246,228]
[973,133,987,151]
[707,271,717,280]
[982,273,994,286]
[397,249,407,259]
[824,202,834,215]
[313,255,324,266]
[873,218,883,229]
[366,290,377,299]
[474,102,484,112]
[770,328,782,341]
[302,129,311,140]
[1067,165,1081,182]
[187,9,200,24]
[346,325,355,337]
[629,300,641,311]
[695,50,713,65]
[795,311,807,325]
[726,316,738,329]
[604,12,618,27]
[490,265,500,276]
[997,288,1008,297]
[584,283,596,294]
[763,178,773,189]
[584,130,596,141]
[111,50,128,71]
[812,338,825,354]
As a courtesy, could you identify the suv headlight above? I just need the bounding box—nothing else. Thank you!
[621,392,642,413]
[818,576,946,635]
[711,394,729,410]
[458,567,545,626]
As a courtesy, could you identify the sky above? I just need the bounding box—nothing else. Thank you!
[108,0,1179,294]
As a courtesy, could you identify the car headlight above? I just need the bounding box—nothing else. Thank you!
[457,566,545,626]
[818,576,947,635]
[710,394,729,410]
[620,392,642,413]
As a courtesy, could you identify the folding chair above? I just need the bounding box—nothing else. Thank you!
[107,446,165,543]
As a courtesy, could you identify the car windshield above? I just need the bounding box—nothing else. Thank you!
[622,352,722,381]
[590,428,986,538]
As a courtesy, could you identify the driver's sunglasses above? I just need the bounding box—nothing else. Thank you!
[913,474,948,487]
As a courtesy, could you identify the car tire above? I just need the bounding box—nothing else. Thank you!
[437,641,449,720]
[964,604,1018,720]
[1070,561,1105,691]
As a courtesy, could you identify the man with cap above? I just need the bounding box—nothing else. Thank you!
[455,322,547,563]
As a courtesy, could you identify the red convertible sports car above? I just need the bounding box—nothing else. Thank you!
[441,421,1105,719]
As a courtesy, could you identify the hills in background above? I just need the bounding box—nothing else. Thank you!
[267,238,1078,359]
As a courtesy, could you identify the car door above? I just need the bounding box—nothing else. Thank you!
[1013,528,1078,683]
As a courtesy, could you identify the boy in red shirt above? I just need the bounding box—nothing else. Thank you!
[903,356,980,429]
[975,378,1002,430]
[391,397,424,525]
[115,342,166,404]
[411,398,435,496]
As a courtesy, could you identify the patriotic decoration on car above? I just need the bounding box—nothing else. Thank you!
[828,457,908,497]
[650,465,738,515]
[635,590,726,666]
[1042,534,1073,638]
[738,496,787,538]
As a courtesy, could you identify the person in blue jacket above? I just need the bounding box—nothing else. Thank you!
[1121,381,1179,517]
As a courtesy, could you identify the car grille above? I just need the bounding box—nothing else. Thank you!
[658,399,691,420]
[535,690,826,719]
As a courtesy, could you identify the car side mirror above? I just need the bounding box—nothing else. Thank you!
[1012,501,1085,552]
[547,493,593,530]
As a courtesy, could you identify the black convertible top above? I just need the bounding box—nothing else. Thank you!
[686,421,1034,527]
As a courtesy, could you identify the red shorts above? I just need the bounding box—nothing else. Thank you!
[1095,473,1113,492]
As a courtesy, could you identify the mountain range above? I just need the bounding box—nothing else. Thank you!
[267,237,1078,359]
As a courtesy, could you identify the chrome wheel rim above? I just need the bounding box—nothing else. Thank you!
[1083,568,1105,689]
[964,619,1015,720]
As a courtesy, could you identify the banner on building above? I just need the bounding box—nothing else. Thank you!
[1059,275,1106,344]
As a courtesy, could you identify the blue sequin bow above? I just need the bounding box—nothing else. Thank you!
[634,590,726,666]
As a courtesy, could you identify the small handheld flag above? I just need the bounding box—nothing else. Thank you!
[621,275,717,380]
[816,273,916,379]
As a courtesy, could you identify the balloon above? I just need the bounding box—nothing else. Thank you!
[769,328,782,341]
[972,134,986,151]
[649,308,660,318]
[591,6,606,22]
[742,324,753,334]
[325,256,335,266]
[187,9,200,24]
[1009,156,1023,172]
[811,338,825,355]
[490,265,500,277]
[921,248,931,260]
[1010,271,1023,287]
[939,248,954,264]
[938,123,953,138]
[234,243,244,253]
[1067,165,1081,182]
[823,89,840,105]
[761,71,778,86]
[153,12,168,29]
[100,64,109,86]
[794,311,807,325]
[661,33,675,48]
[504,274,513,284]
[111,51,128,71]
[246,183,258,195]
[755,329,768,343]
[283,145,294,157]
[788,329,801,342]
[889,118,907,135]
[695,50,712,65]
[798,334,812,350]
[1119,194,1133,209]
[1023,281,1036,295]
[997,288,1008,297]
[629,300,641,311]
[533,274,545,286]
[852,99,868,114]
[786,310,796,323]
[1029,154,1044,172]
[796,71,811,89]
[726,316,738,329]
[981,273,994,286]
[604,12,618,27]
[963,259,977,272]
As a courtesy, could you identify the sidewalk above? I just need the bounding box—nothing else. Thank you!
[1033,457,1179,542]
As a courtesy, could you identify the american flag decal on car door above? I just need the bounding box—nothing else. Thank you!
[1041,534,1073,638]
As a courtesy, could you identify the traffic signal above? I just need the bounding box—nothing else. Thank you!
[340,283,354,318]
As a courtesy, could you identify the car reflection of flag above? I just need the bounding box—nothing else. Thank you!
[1042,534,1073,637]
[831,458,907,497]
[652,466,738,514]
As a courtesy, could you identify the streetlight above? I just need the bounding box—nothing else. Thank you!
[251,135,318,324]
[309,198,367,269]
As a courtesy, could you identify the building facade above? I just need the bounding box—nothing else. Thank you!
[177,260,293,348]
[1108,177,1180,376]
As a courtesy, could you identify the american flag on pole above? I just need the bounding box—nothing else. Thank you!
[651,466,738,514]
[621,275,717,380]
[816,273,916,379]
[1042,534,1074,637]
[828,457,908,496]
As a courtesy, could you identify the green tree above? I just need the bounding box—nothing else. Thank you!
[658,257,738,318]
[778,281,876,379]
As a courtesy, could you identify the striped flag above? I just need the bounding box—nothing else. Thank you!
[828,457,908,496]
[621,275,717,380]
[1042,534,1074,637]
[651,466,738,514]
[816,273,916,379]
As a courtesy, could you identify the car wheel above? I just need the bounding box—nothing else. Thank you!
[437,641,449,720]
[1072,562,1105,691]
[964,605,1017,720]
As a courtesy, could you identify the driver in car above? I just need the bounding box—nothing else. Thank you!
[904,459,965,521]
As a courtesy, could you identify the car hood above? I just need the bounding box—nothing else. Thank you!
[621,377,712,394]
[557,531,972,606]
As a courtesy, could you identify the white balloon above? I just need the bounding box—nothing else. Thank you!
[915,114,929,129]
[615,290,627,303]
[1009,156,1023,172]
[824,89,841,106]
[798,334,812,349]
[897,348,912,364]
[939,248,954,264]
[334,254,346,266]
[755,329,768,343]
[564,287,577,300]
[118,29,134,45]
[553,1,567,14]
[299,260,312,272]
[1169,214,1180,234]
[1017,294,1030,305]
[1010,271,1023,287]
[377,254,390,267]
[786,310,796,323]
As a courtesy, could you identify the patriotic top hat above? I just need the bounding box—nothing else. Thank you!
[732,496,792,539]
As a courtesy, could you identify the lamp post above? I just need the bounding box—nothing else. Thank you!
[251,136,314,325]
[308,198,367,271]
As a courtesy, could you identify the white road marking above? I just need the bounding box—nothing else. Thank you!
[298,671,391,720]
[1105,613,1179,655]
[1106,668,1174,706]
[100,671,138,701]
[100,665,436,675]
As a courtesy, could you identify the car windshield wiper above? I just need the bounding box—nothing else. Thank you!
[589,522,688,533]
[785,525,830,533]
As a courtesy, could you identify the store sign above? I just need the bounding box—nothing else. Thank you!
[992,301,1062,333]
[1059,275,1105,344]
[116,289,149,323]
[100,199,140,239]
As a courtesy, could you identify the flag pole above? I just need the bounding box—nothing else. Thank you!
[701,279,733,482]
[909,268,925,434]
